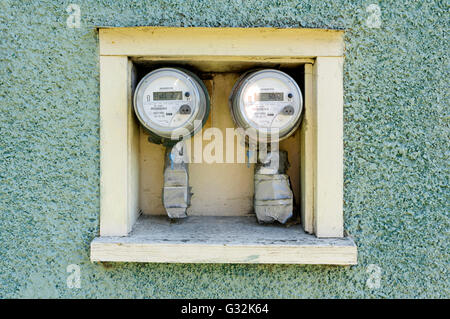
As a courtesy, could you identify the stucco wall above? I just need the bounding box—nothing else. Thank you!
[0,0,448,298]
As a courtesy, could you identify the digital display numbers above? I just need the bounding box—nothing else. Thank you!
[153,91,183,101]
[255,92,284,101]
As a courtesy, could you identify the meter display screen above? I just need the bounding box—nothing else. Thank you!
[255,92,284,101]
[153,91,183,101]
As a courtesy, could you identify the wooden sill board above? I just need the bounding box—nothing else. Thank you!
[91,215,357,265]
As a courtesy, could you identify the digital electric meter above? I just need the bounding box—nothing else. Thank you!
[230,69,303,142]
[134,67,210,143]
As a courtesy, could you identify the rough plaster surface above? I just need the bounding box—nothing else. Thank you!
[0,0,448,298]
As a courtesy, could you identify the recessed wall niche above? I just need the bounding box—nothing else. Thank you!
[91,26,357,265]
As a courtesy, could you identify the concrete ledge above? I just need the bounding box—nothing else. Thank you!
[91,215,357,265]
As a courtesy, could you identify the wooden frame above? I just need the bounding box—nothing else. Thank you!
[92,27,354,264]
[99,57,139,236]
[91,216,355,264]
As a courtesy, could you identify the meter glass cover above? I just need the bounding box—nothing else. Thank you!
[134,68,209,140]
[230,69,303,141]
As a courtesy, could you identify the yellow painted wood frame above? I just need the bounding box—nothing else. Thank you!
[97,27,345,239]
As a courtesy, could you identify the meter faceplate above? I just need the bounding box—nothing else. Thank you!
[230,69,303,142]
[134,68,209,142]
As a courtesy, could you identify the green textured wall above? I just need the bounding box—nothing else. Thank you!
[0,0,448,298]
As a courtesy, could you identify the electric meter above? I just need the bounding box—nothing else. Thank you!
[230,69,303,142]
[134,67,210,143]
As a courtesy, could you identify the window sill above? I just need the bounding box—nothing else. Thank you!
[91,215,357,265]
